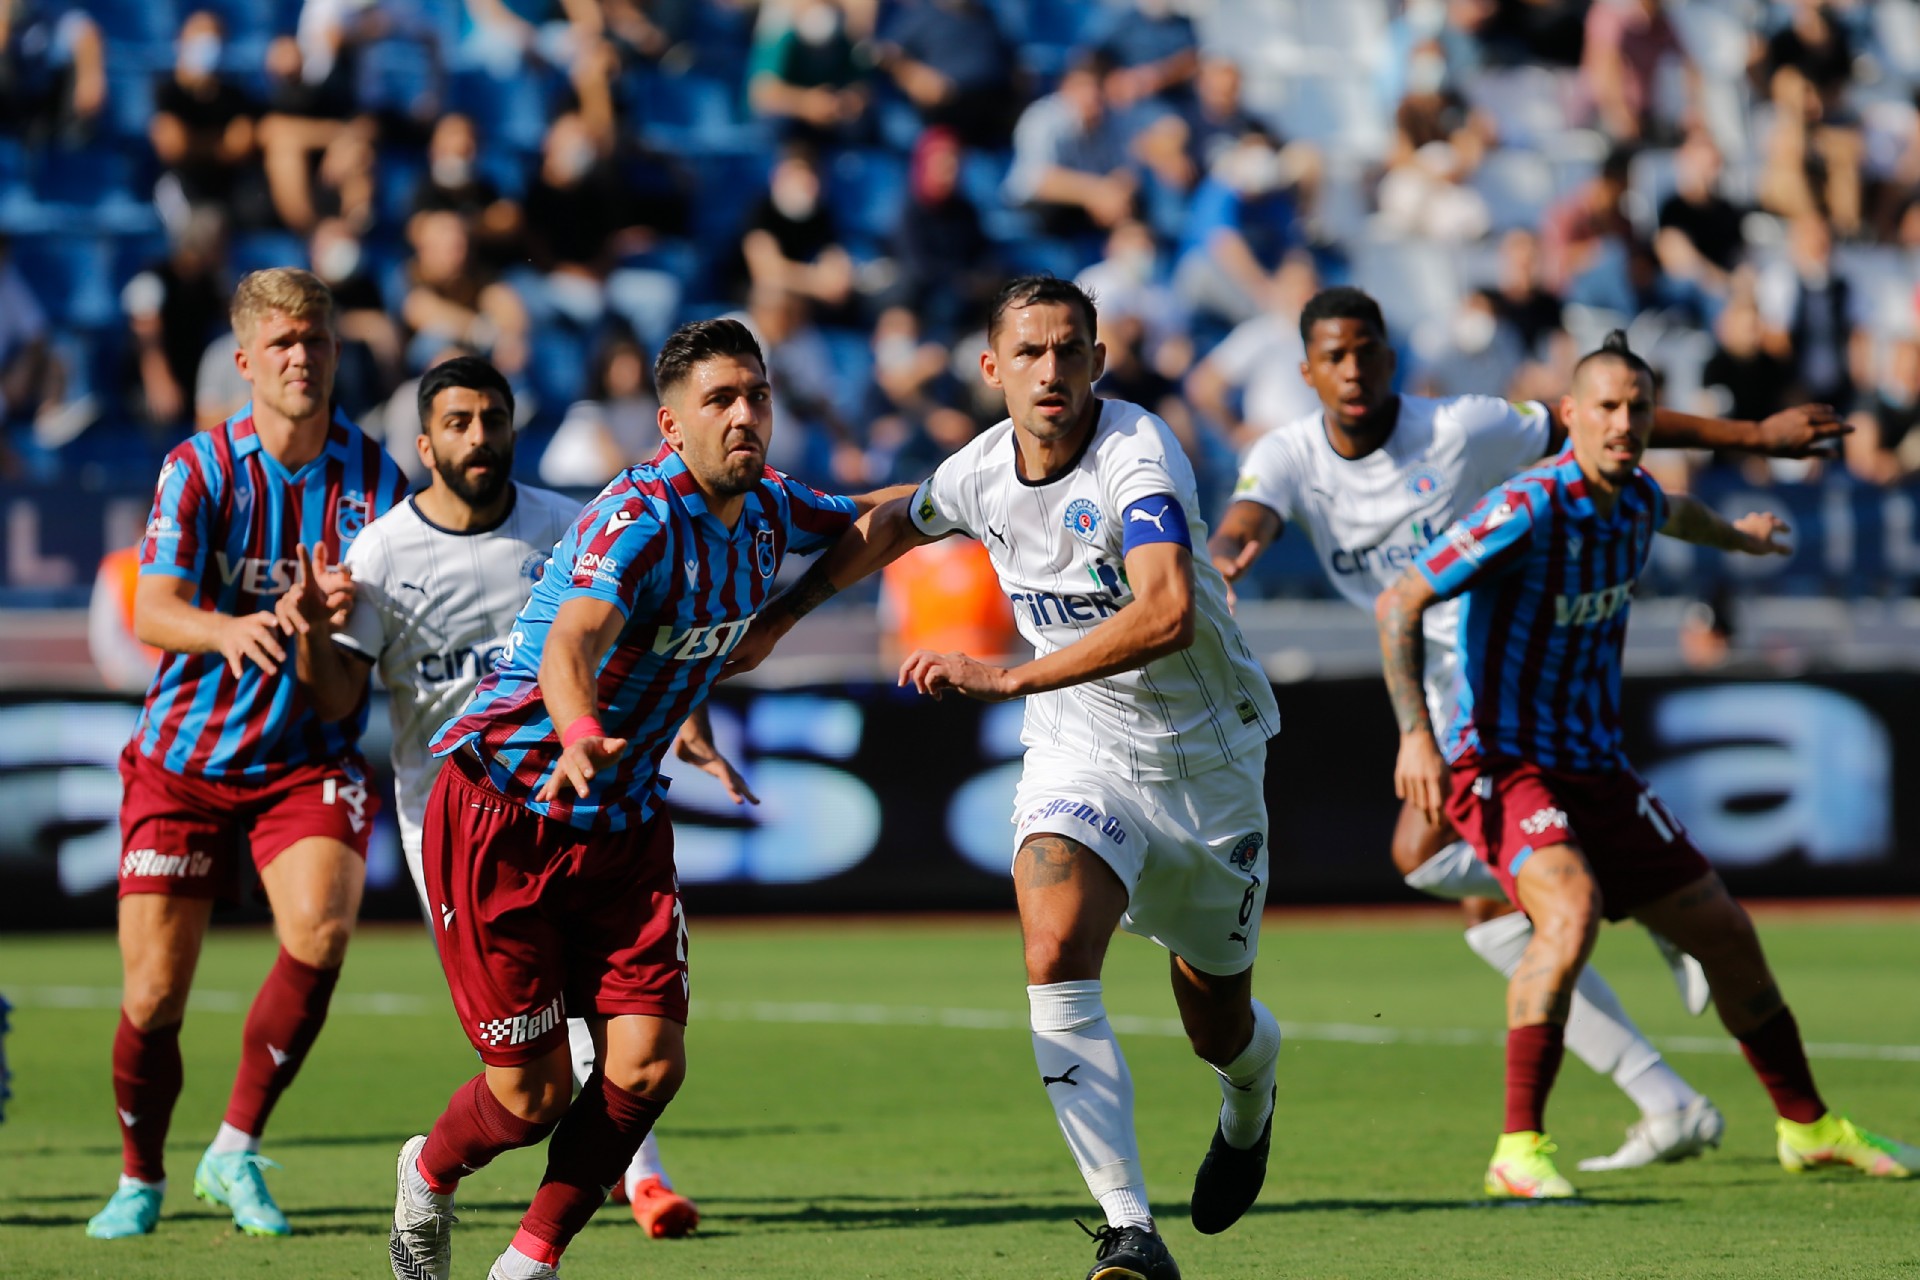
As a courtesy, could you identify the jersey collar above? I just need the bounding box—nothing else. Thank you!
[227,403,356,461]
[654,446,710,517]
[1554,448,1649,525]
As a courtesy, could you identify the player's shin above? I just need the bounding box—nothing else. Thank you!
[418,1074,558,1194]
[113,1012,183,1183]
[1028,981,1151,1229]
[222,947,339,1143]
[1736,1008,1826,1124]
[1211,1000,1281,1148]
[512,1074,667,1265]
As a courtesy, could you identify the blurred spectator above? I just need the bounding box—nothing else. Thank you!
[1182,56,1260,179]
[1678,592,1734,671]
[1654,130,1746,326]
[122,209,229,432]
[89,546,160,693]
[1004,51,1139,238]
[732,286,864,484]
[1097,311,1199,465]
[1375,80,1493,243]
[410,113,526,267]
[738,142,855,310]
[1378,0,1490,111]
[1579,0,1699,144]
[1481,0,1591,68]
[310,216,401,412]
[1088,0,1200,112]
[872,0,1018,148]
[524,112,686,345]
[1759,0,1864,236]
[539,330,661,488]
[194,332,248,432]
[748,0,871,142]
[860,306,974,484]
[887,127,994,340]
[1490,228,1567,359]
[150,12,265,230]
[1184,251,1320,450]
[1757,213,1867,408]
[1412,287,1526,398]
[1173,125,1316,325]
[1702,295,1794,423]
[1078,218,1191,375]
[1541,148,1639,314]
[0,0,103,145]
[403,209,530,375]
[879,537,1018,665]
[256,34,365,232]
[1845,335,1920,485]
[0,236,65,430]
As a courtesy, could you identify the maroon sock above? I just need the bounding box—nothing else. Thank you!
[417,1073,557,1194]
[222,948,339,1136]
[1504,1023,1566,1134]
[1737,1008,1826,1124]
[113,1013,183,1183]
[513,1075,667,1264]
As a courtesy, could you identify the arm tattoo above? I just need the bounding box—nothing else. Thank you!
[1378,587,1431,735]
[770,555,841,623]
[1016,835,1085,890]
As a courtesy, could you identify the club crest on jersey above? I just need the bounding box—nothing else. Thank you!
[336,489,372,540]
[1063,498,1102,544]
[1228,832,1264,872]
[754,525,776,578]
[521,551,548,583]
[1405,465,1442,498]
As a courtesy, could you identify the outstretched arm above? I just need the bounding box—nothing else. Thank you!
[1374,569,1446,822]
[535,596,630,803]
[1661,495,1793,555]
[1544,403,1848,459]
[1207,499,1283,592]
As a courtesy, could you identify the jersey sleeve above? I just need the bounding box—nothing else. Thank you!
[1101,407,1201,553]
[557,498,671,619]
[1415,482,1541,601]
[775,473,859,557]
[908,448,977,539]
[331,528,390,662]
[1230,428,1298,523]
[1459,395,1554,493]
[138,445,216,583]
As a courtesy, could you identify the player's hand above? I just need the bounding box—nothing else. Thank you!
[538,735,630,804]
[673,723,760,806]
[1394,729,1448,824]
[275,543,353,636]
[719,615,786,681]
[898,649,1015,702]
[1211,541,1261,614]
[217,610,288,678]
[1753,403,1849,458]
[1731,511,1793,556]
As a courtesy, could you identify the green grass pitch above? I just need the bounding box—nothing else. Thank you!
[3,908,1917,1278]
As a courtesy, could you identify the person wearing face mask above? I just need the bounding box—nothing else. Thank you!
[1077,219,1190,371]
[747,0,871,142]
[410,114,527,270]
[1411,289,1526,400]
[886,126,994,341]
[1172,124,1312,326]
[150,11,264,226]
[310,217,401,415]
[736,143,856,313]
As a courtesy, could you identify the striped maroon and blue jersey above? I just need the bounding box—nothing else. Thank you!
[1414,450,1667,773]
[134,406,408,780]
[430,446,857,832]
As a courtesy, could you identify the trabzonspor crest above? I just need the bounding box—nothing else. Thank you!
[1064,498,1102,545]
[754,525,776,578]
[336,490,373,541]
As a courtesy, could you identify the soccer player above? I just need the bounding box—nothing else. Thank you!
[1208,286,1848,1171]
[1376,330,1920,1198]
[385,319,883,1280]
[729,276,1280,1280]
[293,355,721,1239]
[86,269,408,1240]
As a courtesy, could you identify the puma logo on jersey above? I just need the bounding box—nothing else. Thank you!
[399,580,428,595]
[1128,505,1169,532]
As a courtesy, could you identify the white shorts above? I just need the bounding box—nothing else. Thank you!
[399,824,433,930]
[1010,745,1270,976]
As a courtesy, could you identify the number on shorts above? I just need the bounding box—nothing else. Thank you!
[1636,790,1677,843]
[1238,875,1261,928]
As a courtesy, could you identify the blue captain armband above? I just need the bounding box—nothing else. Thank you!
[1121,495,1192,554]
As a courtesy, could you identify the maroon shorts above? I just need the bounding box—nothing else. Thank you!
[1444,751,1713,921]
[423,748,689,1067]
[117,743,376,899]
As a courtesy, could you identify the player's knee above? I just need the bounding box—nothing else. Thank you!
[492,1064,573,1125]
[281,915,354,969]
[606,1048,685,1103]
[1388,825,1429,879]
[1023,933,1102,985]
[122,983,189,1030]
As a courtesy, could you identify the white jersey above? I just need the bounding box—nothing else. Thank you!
[911,398,1278,782]
[333,483,584,854]
[1233,393,1552,716]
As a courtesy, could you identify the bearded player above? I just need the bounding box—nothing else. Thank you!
[86,269,408,1240]
[1376,330,1920,1197]
[292,355,721,1238]
[1208,286,1850,1171]
[385,319,897,1280]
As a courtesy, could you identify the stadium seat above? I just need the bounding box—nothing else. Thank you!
[631,69,757,153]
[1473,148,1556,234]
[1267,67,1387,161]
[92,0,180,45]
[449,67,555,155]
[231,230,308,277]
[1350,237,1460,336]
[105,57,161,141]
[195,0,296,41]
[1465,67,1572,151]
[12,236,118,329]
[35,145,139,209]
[1625,148,1679,239]
[827,149,908,245]
[527,326,587,410]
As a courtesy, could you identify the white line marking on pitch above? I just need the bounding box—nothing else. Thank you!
[13,986,1920,1063]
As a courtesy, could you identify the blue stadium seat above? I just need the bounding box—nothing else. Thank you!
[361,39,439,117]
[35,145,139,208]
[231,230,308,276]
[1474,148,1556,234]
[449,67,556,154]
[105,59,160,141]
[93,0,179,45]
[196,0,296,40]
[819,326,873,424]
[376,149,428,229]
[632,69,759,152]
[527,326,587,410]
[827,149,908,245]
[13,236,118,329]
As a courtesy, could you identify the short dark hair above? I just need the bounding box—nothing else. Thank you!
[653,317,766,396]
[1572,329,1655,389]
[417,354,514,430]
[1298,286,1388,348]
[987,275,1100,344]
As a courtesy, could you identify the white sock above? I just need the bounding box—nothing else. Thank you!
[1028,980,1150,1230]
[623,1131,670,1198]
[403,1152,452,1209]
[1462,915,1699,1118]
[494,1245,548,1279]
[1403,840,1505,901]
[566,1017,597,1088]
[118,1173,165,1192]
[209,1122,259,1156]
[1211,999,1281,1148]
